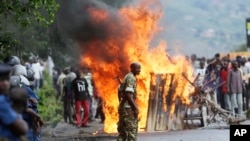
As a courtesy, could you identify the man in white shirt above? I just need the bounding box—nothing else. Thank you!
[194,61,206,88]
[245,57,250,68]
[30,57,44,94]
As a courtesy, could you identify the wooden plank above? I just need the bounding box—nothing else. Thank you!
[146,73,159,131]
[165,74,176,131]
[155,74,168,131]
[146,73,185,131]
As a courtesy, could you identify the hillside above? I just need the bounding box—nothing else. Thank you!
[156,0,250,57]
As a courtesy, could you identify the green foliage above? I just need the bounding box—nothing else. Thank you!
[38,70,62,127]
[0,0,59,27]
[0,0,59,61]
[0,32,20,59]
[234,43,247,52]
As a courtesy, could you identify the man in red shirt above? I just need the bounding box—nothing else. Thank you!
[220,61,231,111]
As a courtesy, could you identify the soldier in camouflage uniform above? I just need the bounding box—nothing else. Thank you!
[117,62,141,141]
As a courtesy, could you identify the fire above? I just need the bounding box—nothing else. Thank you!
[79,0,193,133]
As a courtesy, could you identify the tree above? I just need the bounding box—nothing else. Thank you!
[0,0,59,60]
[234,43,247,52]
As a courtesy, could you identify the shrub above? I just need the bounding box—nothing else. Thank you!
[38,71,63,127]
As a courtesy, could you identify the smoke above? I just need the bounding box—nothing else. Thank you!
[97,0,132,8]
[57,0,134,69]
[57,0,131,43]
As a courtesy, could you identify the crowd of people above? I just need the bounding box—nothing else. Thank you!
[0,55,106,140]
[190,53,250,117]
[52,66,105,128]
[0,55,43,141]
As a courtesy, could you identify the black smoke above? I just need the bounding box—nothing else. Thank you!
[98,0,131,8]
[57,0,132,43]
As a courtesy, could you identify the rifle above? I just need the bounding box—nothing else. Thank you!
[114,76,123,102]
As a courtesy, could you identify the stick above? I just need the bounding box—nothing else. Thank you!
[182,73,246,124]
[166,54,174,64]
[193,73,200,85]
[181,73,195,87]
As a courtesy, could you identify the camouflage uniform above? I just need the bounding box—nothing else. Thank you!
[117,72,138,141]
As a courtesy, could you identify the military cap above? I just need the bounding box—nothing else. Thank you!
[0,63,12,77]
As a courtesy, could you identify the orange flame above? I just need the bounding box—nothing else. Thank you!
[79,0,193,133]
